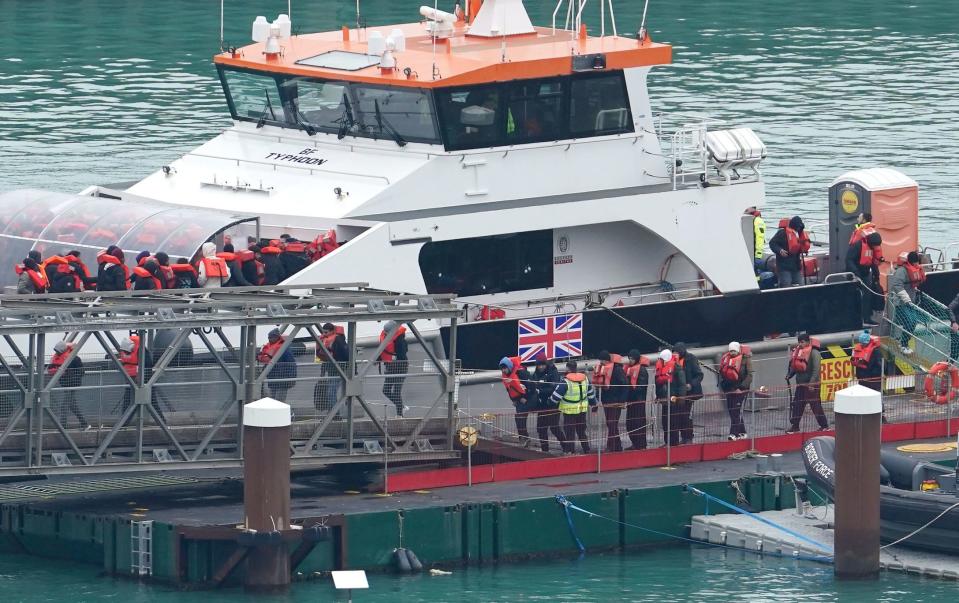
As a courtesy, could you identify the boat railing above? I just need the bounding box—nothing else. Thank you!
[652,113,723,190]
[883,291,957,367]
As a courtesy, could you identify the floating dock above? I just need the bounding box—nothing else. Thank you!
[691,505,959,579]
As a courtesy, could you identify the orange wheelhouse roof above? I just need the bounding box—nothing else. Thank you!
[215,23,671,88]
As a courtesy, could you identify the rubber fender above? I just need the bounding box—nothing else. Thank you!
[303,525,330,542]
[394,548,412,573]
[405,548,423,572]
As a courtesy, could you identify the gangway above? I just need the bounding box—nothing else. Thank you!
[0,285,463,476]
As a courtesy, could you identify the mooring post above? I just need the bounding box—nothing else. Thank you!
[833,384,882,579]
[243,397,292,591]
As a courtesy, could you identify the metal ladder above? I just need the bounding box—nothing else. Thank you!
[131,520,153,577]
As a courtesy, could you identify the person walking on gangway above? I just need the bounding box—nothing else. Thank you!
[529,353,563,453]
[48,340,90,430]
[785,332,827,434]
[551,360,596,455]
[718,341,752,441]
[379,320,409,417]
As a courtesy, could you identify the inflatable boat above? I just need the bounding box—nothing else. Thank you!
[802,436,959,554]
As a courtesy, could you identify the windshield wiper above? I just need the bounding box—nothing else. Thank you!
[292,106,317,136]
[374,99,407,147]
[255,89,277,128]
[336,93,356,139]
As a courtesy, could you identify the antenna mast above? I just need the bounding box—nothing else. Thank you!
[639,0,650,40]
[219,0,225,52]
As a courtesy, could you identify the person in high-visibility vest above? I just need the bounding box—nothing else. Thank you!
[745,207,766,275]
[550,360,596,455]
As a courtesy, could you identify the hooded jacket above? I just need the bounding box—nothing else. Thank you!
[768,216,806,272]
[197,242,231,288]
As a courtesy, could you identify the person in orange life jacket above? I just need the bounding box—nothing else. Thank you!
[314,323,349,415]
[132,260,162,290]
[785,332,827,433]
[48,340,89,430]
[849,212,875,244]
[197,242,230,288]
[673,342,703,445]
[550,360,597,454]
[216,243,252,287]
[379,320,409,416]
[499,356,534,446]
[278,234,310,276]
[239,247,265,286]
[135,250,151,267]
[654,348,686,447]
[719,341,753,440]
[852,330,883,393]
[889,251,925,355]
[529,353,564,453]
[258,244,286,286]
[117,336,165,422]
[45,255,82,294]
[624,349,650,450]
[845,231,883,327]
[96,246,129,292]
[768,216,809,288]
[152,252,176,289]
[170,258,200,289]
[66,250,96,290]
[593,350,628,452]
[16,257,47,294]
[258,329,297,402]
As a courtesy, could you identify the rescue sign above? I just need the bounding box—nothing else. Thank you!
[819,345,853,402]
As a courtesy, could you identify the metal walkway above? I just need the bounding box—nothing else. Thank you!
[0,285,462,476]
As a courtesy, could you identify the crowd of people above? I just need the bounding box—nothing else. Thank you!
[499,330,886,454]
[13,231,339,294]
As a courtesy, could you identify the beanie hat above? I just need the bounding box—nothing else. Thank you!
[384,320,398,332]
[659,349,673,362]
[858,331,871,345]
[534,352,547,364]
[728,341,741,353]
[499,357,513,371]
[54,341,68,354]
[268,328,281,339]
[628,349,641,360]
[598,350,611,362]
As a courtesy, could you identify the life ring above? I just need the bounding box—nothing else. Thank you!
[923,362,959,405]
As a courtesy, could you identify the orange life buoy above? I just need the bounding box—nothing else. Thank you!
[923,362,959,405]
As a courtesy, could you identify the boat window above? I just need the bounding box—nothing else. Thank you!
[219,68,284,125]
[505,79,565,144]
[418,230,554,297]
[434,84,504,150]
[279,78,349,132]
[569,72,633,137]
[352,85,439,143]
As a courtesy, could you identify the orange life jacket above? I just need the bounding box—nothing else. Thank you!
[282,241,307,254]
[501,356,526,400]
[654,358,676,386]
[625,357,650,386]
[784,227,811,256]
[379,326,407,362]
[64,254,92,280]
[119,335,140,377]
[15,264,48,292]
[789,339,820,373]
[170,263,199,288]
[592,354,623,390]
[48,344,74,376]
[200,256,228,281]
[852,336,881,370]
[260,246,282,256]
[257,337,285,364]
[307,229,339,261]
[719,345,751,383]
[849,223,877,245]
[155,264,176,289]
[315,326,345,361]
[859,241,883,267]
[215,252,236,262]
[132,266,162,290]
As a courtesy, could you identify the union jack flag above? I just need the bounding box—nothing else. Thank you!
[517,313,583,362]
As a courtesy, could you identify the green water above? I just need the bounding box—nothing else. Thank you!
[1,0,957,244]
[1,546,958,602]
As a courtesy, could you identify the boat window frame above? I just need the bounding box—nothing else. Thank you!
[434,70,635,151]
[216,65,443,145]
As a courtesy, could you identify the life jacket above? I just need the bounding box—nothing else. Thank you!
[132,266,162,290]
[215,252,236,263]
[97,252,130,289]
[48,344,74,376]
[852,336,881,370]
[858,240,883,267]
[282,241,307,254]
[479,305,506,320]
[849,223,877,245]
[896,253,926,287]
[156,264,176,289]
[315,326,346,361]
[170,263,199,288]
[15,264,48,293]
[559,372,589,414]
[783,225,811,256]
[260,245,282,256]
[625,356,650,386]
[200,256,228,282]
[64,254,93,282]
[119,335,140,377]
[379,326,407,362]
[654,358,676,386]
[307,229,339,262]
[500,356,526,400]
[719,345,751,384]
[41,256,80,293]
[789,339,820,373]
[592,354,623,390]
[257,337,285,364]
